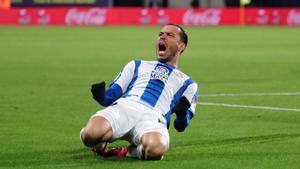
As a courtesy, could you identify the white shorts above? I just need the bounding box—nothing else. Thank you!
[92,97,169,146]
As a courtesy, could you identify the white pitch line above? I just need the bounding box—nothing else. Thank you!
[201,92,300,97]
[198,102,300,112]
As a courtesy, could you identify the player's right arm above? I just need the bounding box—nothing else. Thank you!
[173,82,198,132]
[91,60,136,107]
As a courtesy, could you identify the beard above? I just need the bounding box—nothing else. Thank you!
[157,57,170,63]
[156,45,178,64]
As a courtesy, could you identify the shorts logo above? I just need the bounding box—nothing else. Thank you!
[151,66,169,83]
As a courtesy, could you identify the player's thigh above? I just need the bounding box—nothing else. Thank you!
[92,99,139,141]
[130,112,170,148]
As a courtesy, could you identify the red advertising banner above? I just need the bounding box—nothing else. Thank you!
[0,7,300,26]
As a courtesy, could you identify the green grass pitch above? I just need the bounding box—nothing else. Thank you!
[0,26,300,169]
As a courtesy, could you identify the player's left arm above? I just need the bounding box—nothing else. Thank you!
[91,82,123,107]
[91,60,136,107]
[174,82,198,132]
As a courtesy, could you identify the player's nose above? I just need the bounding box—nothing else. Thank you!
[159,32,167,39]
[159,36,166,41]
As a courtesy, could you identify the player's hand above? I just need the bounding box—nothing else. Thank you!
[91,81,106,102]
[174,96,191,119]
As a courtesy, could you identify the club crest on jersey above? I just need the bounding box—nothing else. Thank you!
[151,66,169,83]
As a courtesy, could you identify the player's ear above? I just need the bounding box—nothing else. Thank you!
[178,42,186,53]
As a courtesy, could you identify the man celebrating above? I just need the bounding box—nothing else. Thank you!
[80,24,198,160]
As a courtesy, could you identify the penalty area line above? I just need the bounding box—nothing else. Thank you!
[200,92,300,97]
[198,102,300,112]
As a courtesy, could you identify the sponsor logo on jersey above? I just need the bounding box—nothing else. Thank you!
[151,66,169,83]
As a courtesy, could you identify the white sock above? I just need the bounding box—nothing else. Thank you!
[93,142,106,150]
[79,127,85,142]
[126,144,144,159]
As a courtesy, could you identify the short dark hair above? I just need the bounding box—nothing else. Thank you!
[166,23,188,48]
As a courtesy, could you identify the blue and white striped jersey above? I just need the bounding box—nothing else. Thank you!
[111,60,199,126]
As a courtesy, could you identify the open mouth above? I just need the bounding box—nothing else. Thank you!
[158,43,166,51]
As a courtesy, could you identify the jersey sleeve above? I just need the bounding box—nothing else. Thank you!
[173,81,198,132]
[112,60,136,94]
[98,60,136,107]
[182,82,199,117]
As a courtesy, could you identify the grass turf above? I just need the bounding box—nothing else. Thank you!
[0,26,300,169]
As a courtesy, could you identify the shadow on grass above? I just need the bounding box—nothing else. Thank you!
[0,147,140,168]
[177,133,300,148]
[1,133,299,168]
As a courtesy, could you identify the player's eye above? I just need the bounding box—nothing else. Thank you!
[159,32,164,36]
[167,33,174,37]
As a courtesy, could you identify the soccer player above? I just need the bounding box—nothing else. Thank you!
[80,24,198,160]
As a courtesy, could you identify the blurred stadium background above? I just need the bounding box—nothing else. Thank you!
[1,0,300,8]
[0,0,299,169]
[1,0,300,26]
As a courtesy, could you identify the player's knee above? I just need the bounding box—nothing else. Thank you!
[80,117,113,147]
[80,127,101,147]
[142,134,169,160]
[143,140,168,160]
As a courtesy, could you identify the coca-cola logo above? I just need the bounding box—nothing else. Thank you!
[183,9,221,25]
[65,8,106,25]
[288,9,300,25]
